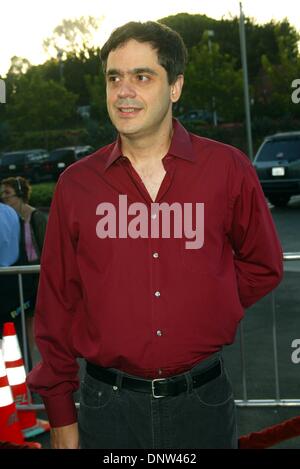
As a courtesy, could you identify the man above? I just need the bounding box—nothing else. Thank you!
[0,200,33,364]
[27,21,283,449]
[0,202,20,267]
[0,202,21,323]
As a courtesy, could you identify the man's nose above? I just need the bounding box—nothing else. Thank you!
[117,79,136,99]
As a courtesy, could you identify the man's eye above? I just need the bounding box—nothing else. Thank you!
[108,76,120,82]
[137,75,149,82]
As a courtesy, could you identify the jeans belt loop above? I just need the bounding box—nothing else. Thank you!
[115,371,123,390]
[183,371,193,393]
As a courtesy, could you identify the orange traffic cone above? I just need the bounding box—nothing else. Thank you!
[2,322,50,439]
[0,340,24,445]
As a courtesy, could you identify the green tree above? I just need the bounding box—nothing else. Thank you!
[7,56,31,75]
[85,72,107,121]
[42,16,103,107]
[60,48,102,106]
[43,16,103,59]
[181,34,243,122]
[160,13,218,49]
[253,30,300,118]
[160,13,300,80]
[2,12,299,148]
[6,70,78,132]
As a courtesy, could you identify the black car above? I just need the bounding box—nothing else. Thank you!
[0,149,50,183]
[177,109,224,126]
[47,146,94,179]
[178,109,213,125]
[253,132,300,207]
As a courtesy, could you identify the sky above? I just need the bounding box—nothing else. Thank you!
[1,0,300,77]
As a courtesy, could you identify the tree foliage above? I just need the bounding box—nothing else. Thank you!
[43,16,103,59]
[1,13,300,152]
[160,13,299,77]
[6,68,78,131]
[181,32,243,121]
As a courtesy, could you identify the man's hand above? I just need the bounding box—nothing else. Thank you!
[50,422,79,449]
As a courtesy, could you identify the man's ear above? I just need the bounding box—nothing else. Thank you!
[170,75,184,103]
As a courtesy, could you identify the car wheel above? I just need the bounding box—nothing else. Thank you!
[268,195,291,207]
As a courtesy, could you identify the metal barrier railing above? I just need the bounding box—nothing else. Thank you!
[236,252,300,407]
[0,264,39,376]
[0,253,300,411]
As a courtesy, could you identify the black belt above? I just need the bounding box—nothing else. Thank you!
[86,360,221,399]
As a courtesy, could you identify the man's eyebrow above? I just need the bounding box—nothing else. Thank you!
[106,69,123,77]
[132,67,158,76]
[106,67,158,77]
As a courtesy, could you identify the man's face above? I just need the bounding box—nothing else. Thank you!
[105,39,183,138]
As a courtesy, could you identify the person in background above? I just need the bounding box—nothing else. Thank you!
[0,202,20,267]
[0,202,24,342]
[1,177,47,261]
[0,176,48,368]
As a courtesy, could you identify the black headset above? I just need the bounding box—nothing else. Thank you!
[15,177,23,198]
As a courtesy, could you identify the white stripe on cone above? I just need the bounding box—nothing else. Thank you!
[6,367,26,386]
[0,386,13,408]
[2,335,22,362]
[2,328,27,390]
[0,342,14,408]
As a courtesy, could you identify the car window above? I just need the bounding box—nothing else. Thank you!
[1,153,26,165]
[49,150,75,163]
[26,152,49,163]
[256,138,300,162]
[76,150,89,159]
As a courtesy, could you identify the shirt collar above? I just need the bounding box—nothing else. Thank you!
[104,118,195,171]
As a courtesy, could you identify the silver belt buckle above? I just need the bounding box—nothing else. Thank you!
[152,378,167,398]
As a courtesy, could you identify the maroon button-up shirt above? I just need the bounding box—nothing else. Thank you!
[27,120,283,427]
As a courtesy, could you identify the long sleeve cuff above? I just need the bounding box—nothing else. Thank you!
[42,393,77,428]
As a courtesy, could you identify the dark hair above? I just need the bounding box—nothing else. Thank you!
[1,176,31,203]
[100,21,188,84]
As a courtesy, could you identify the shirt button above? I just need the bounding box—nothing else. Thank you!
[158,369,163,376]
[154,291,161,297]
[151,213,157,220]
[153,252,159,259]
[157,330,162,337]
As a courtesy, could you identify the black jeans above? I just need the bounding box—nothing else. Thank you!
[78,352,237,449]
